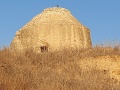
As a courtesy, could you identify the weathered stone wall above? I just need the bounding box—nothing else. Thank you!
[10,7,92,53]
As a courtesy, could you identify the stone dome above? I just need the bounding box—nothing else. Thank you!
[10,7,92,53]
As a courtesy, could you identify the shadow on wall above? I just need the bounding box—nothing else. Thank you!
[39,40,49,53]
[40,46,48,53]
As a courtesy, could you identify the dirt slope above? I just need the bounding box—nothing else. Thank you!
[0,47,120,90]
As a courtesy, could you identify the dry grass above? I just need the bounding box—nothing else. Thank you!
[0,45,120,90]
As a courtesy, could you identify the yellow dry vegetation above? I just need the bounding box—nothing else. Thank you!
[0,45,120,90]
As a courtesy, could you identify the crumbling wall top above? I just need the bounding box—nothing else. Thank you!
[43,7,70,13]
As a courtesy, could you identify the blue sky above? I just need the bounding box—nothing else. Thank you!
[0,0,120,47]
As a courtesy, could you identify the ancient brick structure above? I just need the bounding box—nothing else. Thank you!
[10,7,92,53]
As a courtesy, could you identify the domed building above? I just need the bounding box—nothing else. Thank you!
[10,7,92,53]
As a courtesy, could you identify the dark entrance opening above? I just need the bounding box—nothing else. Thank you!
[40,46,48,53]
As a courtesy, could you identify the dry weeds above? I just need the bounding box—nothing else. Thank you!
[0,45,120,90]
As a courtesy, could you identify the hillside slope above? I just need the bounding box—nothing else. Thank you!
[0,46,120,90]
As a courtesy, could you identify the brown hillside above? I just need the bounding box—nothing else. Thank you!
[1,46,120,90]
